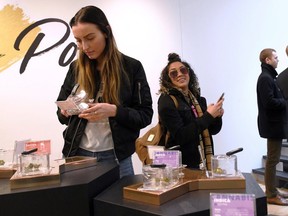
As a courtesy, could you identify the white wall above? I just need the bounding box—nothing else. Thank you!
[0,0,182,174]
[1,0,288,175]
[179,0,288,174]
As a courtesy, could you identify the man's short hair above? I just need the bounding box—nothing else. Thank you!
[259,48,276,63]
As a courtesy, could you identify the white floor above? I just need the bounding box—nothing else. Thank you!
[257,182,288,216]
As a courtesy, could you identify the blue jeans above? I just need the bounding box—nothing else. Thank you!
[76,148,134,178]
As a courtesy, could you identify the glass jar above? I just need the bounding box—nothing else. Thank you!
[211,154,237,177]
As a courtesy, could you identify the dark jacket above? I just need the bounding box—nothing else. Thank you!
[56,54,153,161]
[158,89,222,168]
[257,63,287,139]
[277,67,288,100]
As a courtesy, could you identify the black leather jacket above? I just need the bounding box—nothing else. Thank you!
[158,89,222,168]
[56,54,153,161]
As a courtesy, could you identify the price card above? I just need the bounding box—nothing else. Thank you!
[210,193,256,216]
[25,140,51,154]
[153,150,180,168]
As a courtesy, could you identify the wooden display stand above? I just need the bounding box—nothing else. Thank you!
[123,169,246,205]
[0,168,17,179]
[123,180,190,206]
[10,167,60,189]
[9,156,97,189]
[59,156,97,174]
[183,169,246,190]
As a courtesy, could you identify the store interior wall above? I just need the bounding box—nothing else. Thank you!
[1,0,288,174]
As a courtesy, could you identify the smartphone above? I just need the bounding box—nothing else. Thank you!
[217,92,225,102]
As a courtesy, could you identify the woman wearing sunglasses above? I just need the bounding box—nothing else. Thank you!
[158,53,224,170]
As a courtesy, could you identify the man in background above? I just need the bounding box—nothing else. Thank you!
[257,48,288,205]
[277,46,288,100]
[277,46,288,140]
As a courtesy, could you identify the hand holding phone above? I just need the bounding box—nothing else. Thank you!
[217,92,225,102]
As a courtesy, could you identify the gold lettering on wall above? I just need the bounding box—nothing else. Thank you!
[0,5,40,72]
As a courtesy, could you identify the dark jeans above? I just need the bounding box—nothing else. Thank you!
[265,138,282,198]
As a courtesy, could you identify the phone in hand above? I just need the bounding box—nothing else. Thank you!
[217,92,225,102]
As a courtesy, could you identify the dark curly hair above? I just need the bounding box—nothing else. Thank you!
[158,53,200,97]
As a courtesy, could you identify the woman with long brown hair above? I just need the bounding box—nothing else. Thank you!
[56,6,153,178]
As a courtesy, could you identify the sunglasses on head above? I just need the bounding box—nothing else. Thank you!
[168,66,189,79]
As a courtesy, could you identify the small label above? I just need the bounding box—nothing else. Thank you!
[147,134,155,142]
[25,140,51,154]
[153,150,180,168]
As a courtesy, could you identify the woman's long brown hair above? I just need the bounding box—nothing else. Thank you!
[70,5,124,105]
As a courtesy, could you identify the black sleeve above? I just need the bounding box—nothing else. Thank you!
[56,62,76,125]
[113,56,153,130]
[158,94,221,147]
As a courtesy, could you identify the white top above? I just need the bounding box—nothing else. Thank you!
[79,118,114,152]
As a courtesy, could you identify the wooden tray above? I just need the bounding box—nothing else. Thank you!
[123,180,190,205]
[10,167,60,189]
[59,156,97,174]
[0,168,17,179]
[123,169,246,205]
[183,169,246,190]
